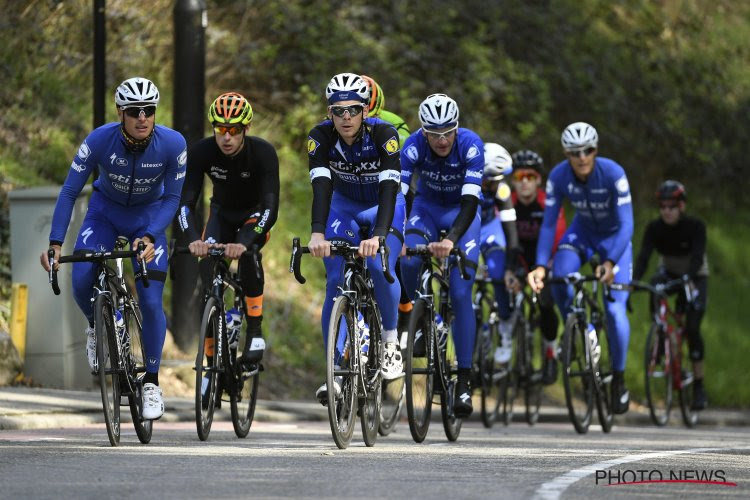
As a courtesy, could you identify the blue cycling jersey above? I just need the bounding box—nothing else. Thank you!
[49,123,187,243]
[536,156,633,266]
[400,128,484,205]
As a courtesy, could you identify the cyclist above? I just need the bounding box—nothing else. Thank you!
[399,93,483,418]
[39,77,187,420]
[508,150,566,384]
[527,122,633,414]
[307,73,406,404]
[478,143,520,364]
[361,75,410,147]
[177,92,279,370]
[633,180,708,410]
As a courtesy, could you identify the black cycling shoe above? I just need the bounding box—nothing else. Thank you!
[453,372,473,418]
[691,380,708,411]
[611,371,630,415]
[542,357,558,385]
[240,335,265,370]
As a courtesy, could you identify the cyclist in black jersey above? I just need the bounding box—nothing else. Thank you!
[178,92,279,368]
[633,180,708,410]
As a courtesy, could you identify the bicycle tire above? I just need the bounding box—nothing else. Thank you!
[594,321,614,433]
[124,306,152,444]
[523,320,542,426]
[479,320,503,428]
[561,315,593,434]
[195,297,221,441]
[326,295,358,449]
[644,323,672,426]
[405,298,434,443]
[378,311,404,437]
[439,317,462,442]
[360,305,382,447]
[230,338,259,438]
[94,294,121,446]
[503,316,523,426]
[677,335,698,428]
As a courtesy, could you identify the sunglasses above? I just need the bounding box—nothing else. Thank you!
[213,125,244,136]
[329,104,365,118]
[659,203,679,210]
[513,171,540,182]
[424,124,458,140]
[122,106,156,118]
[566,146,596,158]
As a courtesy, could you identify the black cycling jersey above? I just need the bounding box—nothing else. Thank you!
[178,135,280,247]
[633,214,708,280]
[514,194,545,268]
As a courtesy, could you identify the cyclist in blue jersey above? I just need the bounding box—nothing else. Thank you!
[399,93,483,418]
[478,143,520,364]
[307,73,406,405]
[527,122,633,414]
[39,77,187,420]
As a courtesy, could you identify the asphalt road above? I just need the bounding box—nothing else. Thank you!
[1,418,747,499]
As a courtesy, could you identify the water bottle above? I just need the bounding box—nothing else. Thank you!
[435,313,448,349]
[114,309,128,353]
[226,308,242,350]
[356,311,370,364]
[587,323,601,366]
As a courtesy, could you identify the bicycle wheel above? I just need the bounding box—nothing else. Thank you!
[360,307,381,447]
[677,335,698,428]
[479,320,503,427]
[124,306,152,444]
[326,295,358,449]
[230,335,259,438]
[439,318,462,442]
[561,315,593,434]
[502,316,523,426]
[195,297,221,441]
[405,298,434,443]
[594,322,614,433]
[644,323,672,426]
[94,295,121,446]
[523,320,542,426]
[378,314,404,437]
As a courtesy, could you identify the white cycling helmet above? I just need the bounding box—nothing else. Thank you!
[325,73,369,104]
[561,121,598,150]
[483,143,513,180]
[115,77,160,108]
[418,93,459,130]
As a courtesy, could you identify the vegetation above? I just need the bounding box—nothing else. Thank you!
[1,0,748,404]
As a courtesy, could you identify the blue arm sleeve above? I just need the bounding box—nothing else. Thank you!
[145,140,187,238]
[535,175,564,267]
[598,173,633,264]
[49,142,97,244]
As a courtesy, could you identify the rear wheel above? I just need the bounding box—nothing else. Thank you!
[230,332,259,438]
[644,323,672,426]
[561,315,593,434]
[195,297,221,441]
[405,298,433,443]
[326,296,358,449]
[94,295,121,447]
[124,306,152,444]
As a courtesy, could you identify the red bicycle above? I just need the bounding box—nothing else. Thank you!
[629,276,698,427]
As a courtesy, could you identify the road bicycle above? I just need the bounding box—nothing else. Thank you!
[48,238,152,446]
[403,243,470,442]
[171,245,261,441]
[628,276,699,427]
[549,270,628,434]
[291,235,397,449]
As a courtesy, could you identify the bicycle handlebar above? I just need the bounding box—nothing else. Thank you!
[289,236,394,285]
[404,245,471,280]
[170,243,262,281]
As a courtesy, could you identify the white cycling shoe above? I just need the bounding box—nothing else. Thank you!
[142,383,165,420]
[85,326,98,372]
[381,342,403,380]
[316,377,342,407]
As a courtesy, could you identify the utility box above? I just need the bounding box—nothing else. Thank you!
[9,185,94,389]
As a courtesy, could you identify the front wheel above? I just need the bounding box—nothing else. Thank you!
[478,320,503,427]
[230,335,259,438]
[326,295,358,449]
[439,319,462,442]
[644,323,672,426]
[561,315,593,434]
[594,322,614,433]
[405,299,434,443]
[124,306,152,444]
[677,335,698,428]
[195,297,221,441]
[94,294,121,447]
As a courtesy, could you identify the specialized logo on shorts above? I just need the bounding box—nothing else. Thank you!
[497,182,511,201]
[177,149,187,167]
[308,137,320,155]
[330,219,341,234]
[464,239,477,255]
[405,145,419,162]
[81,227,94,245]
[77,141,91,161]
[465,145,480,160]
[383,138,399,155]
[154,245,165,266]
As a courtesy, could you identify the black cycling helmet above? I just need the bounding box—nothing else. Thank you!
[511,149,544,174]
[656,180,686,202]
